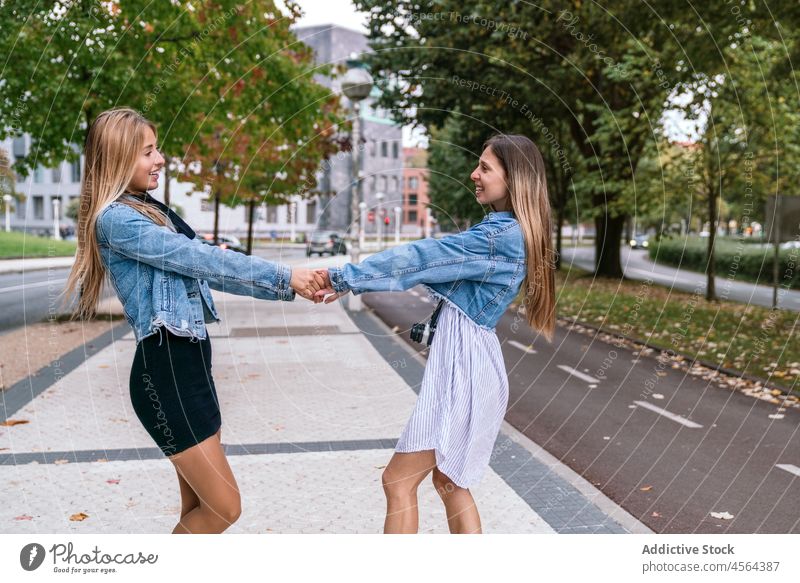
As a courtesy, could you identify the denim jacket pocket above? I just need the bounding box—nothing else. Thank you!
[160,275,172,311]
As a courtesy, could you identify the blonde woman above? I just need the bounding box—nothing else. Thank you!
[316,134,556,533]
[63,108,326,533]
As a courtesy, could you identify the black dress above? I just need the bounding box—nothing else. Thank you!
[124,192,221,456]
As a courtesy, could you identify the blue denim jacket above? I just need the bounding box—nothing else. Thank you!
[327,210,525,329]
[95,198,295,343]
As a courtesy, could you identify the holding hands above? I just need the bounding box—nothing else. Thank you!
[289,268,329,300]
[289,267,348,303]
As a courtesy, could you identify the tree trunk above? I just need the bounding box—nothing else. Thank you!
[213,189,220,245]
[594,213,625,278]
[246,200,255,255]
[706,188,717,301]
[554,194,565,271]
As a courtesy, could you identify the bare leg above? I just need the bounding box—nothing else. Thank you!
[382,450,437,534]
[432,467,482,534]
[174,428,222,520]
[169,430,241,534]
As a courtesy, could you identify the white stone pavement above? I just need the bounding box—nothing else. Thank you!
[0,255,560,534]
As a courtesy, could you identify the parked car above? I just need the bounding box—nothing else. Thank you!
[628,234,649,249]
[198,233,247,254]
[306,231,347,257]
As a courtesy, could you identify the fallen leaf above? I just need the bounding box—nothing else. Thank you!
[106,479,120,485]
[14,514,33,521]
[640,486,653,492]
[651,511,661,518]
[374,465,386,469]
[53,459,69,465]
[69,512,89,522]
[1,419,30,427]
[710,511,734,520]
[95,458,108,463]
[97,365,109,369]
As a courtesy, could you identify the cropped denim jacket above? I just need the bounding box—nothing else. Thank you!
[95,198,295,344]
[327,210,526,329]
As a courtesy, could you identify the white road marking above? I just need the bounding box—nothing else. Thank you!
[557,365,600,384]
[508,340,537,354]
[0,279,67,294]
[776,464,800,477]
[632,400,703,428]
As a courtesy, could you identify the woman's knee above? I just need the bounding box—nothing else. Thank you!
[382,468,417,499]
[432,468,457,496]
[204,491,241,526]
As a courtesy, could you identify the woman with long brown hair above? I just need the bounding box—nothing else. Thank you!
[317,134,556,533]
[63,107,326,533]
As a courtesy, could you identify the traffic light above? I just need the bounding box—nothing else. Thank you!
[368,211,375,222]
[384,216,390,225]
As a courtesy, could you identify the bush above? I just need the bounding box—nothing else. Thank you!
[648,235,800,290]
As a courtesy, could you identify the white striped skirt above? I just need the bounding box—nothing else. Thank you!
[395,300,509,488]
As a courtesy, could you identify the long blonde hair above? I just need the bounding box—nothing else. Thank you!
[63,107,167,319]
[484,134,556,342]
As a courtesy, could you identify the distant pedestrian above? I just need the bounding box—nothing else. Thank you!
[316,134,557,533]
[62,107,326,534]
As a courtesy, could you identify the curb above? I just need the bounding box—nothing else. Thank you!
[557,315,797,398]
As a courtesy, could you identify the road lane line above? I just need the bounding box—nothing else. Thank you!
[0,279,67,294]
[509,340,537,354]
[632,400,703,428]
[557,365,600,384]
[776,464,800,477]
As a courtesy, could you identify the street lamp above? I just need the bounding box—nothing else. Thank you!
[52,198,61,240]
[394,206,402,245]
[3,194,11,233]
[289,199,297,243]
[375,191,384,250]
[358,201,367,250]
[341,59,373,311]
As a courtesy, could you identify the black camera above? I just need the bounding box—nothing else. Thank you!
[410,300,445,346]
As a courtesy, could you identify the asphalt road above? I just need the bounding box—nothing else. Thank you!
[360,287,799,534]
[0,268,73,333]
[562,245,800,312]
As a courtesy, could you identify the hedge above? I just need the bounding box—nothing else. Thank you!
[647,236,800,290]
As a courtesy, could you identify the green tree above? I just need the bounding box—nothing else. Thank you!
[0,0,343,226]
[426,116,482,231]
[671,35,800,300]
[351,0,799,277]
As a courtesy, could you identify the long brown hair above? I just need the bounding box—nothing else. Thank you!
[484,134,556,342]
[63,107,167,319]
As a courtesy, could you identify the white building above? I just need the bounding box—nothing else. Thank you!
[1,135,82,237]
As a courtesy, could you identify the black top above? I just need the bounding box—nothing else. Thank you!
[123,191,196,240]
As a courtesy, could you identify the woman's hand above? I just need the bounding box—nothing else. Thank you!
[290,268,329,300]
[313,288,349,304]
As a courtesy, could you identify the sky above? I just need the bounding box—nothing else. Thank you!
[293,0,369,33]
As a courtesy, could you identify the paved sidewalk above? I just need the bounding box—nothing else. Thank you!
[0,255,649,534]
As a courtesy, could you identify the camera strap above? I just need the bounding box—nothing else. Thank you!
[429,299,445,328]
